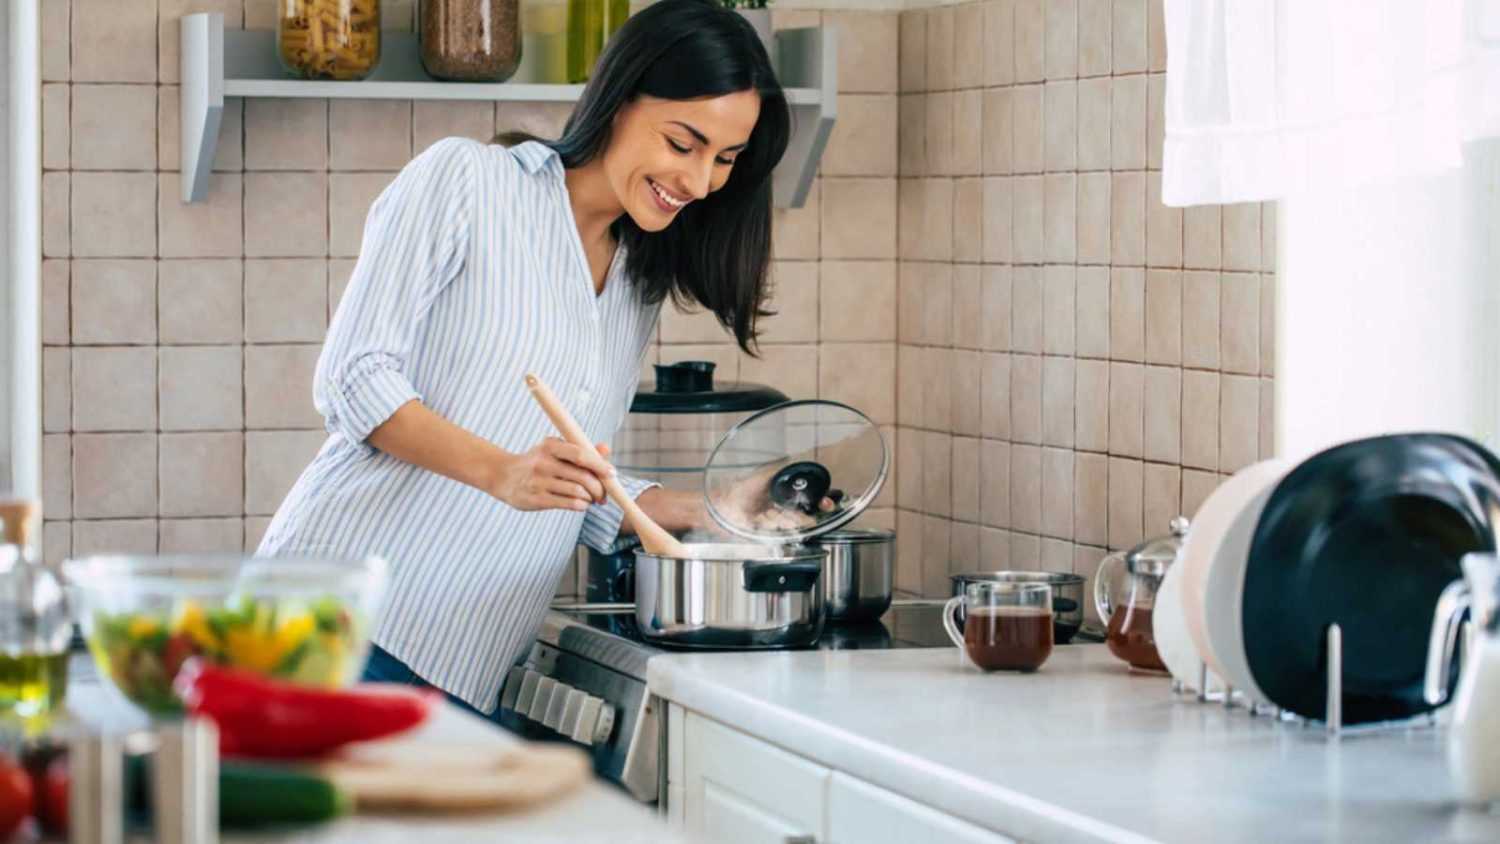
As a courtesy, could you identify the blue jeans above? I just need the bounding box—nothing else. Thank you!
[360,644,495,722]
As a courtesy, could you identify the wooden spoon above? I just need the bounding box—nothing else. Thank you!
[524,374,689,558]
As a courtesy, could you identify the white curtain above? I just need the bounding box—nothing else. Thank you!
[1161,0,1500,206]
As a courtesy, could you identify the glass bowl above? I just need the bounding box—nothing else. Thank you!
[62,554,388,714]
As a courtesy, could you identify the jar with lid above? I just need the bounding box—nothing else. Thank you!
[420,0,523,82]
[1093,517,1189,673]
[565,0,629,83]
[278,0,382,81]
[0,501,70,728]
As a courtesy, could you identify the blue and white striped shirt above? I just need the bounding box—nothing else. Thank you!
[258,138,661,712]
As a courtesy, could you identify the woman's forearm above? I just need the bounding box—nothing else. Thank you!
[367,399,510,494]
[630,487,707,534]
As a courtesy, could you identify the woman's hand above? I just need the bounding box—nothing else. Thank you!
[490,438,616,512]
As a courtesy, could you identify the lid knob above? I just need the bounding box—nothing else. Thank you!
[654,361,716,394]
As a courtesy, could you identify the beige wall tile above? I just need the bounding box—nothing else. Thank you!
[1010,353,1042,443]
[1181,270,1221,368]
[245,259,328,343]
[922,430,952,517]
[1183,205,1222,269]
[1020,0,1044,83]
[981,88,1013,175]
[1219,374,1260,473]
[919,178,955,262]
[899,96,927,176]
[953,178,984,262]
[245,173,329,257]
[1077,171,1111,264]
[245,99,329,170]
[820,261,896,342]
[953,4,986,90]
[819,343,895,425]
[824,95,898,177]
[927,6,955,92]
[329,172,396,258]
[1075,358,1109,450]
[739,345,817,401]
[1142,462,1181,532]
[1259,378,1276,459]
[1111,76,1147,171]
[1147,73,1167,170]
[1043,264,1076,355]
[1043,81,1077,172]
[952,349,982,436]
[43,173,69,258]
[760,263,819,345]
[1261,202,1278,272]
[1045,0,1079,79]
[330,259,358,316]
[1220,272,1261,375]
[773,180,819,259]
[75,432,157,519]
[896,429,923,509]
[1075,266,1110,358]
[72,0,157,83]
[821,179,897,260]
[982,176,1013,263]
[42,523,70,567]
[245,344,322,429]
[1042,447,1075,537]
[922,263,954,346]
[953,90,982,176]
[1076,77,1111,171]
[1222,202,1262,271]
[1143,364,1181,463]
[980,439,1010,526]
[414,101,496,150]
[43,348,70,433]
[72,173,156,258]
[1108,361,1144,457]
[74,347,156,432]
[160,432,244,517]
[244,517,274,553]
[951,522,981,574]
[42,260,69,345]
[984,0,1016,87]
[1110,171,1146,265]
[898,179,926,260]
[1042,355,1076,447]
[1144,269,1181,364]
[897,261,922,344]
[246,431,326,515]
[981,352,1011,438]
[1044,173,1078,263]
[660,300,730,345]
[830,11,899,94]
[923,348,954,431]
[74,520,159,556]
[159,173,243,258]
[922,515,952,597]
[1009,443,1042,533]
[952,436,981,522]
[1107,456,1143,548]
[42,84,68,170]
[1010,532,1041,570]
[1079,0,1112,77]
[1010,266,1043,353]
[41,0,69,81]
[1109,267,1145,361]
[72,84,155,170]
[900,10,927,93]
[72,260,156,345]
[1181,469,1221,519]
[43,434,72,521]
[1148,0,1168,71]
[1012,85,1044,174]
[898,345,923,427]
[925,93,954,176]
[330,100,413,170]
[1145,172,1182,267]
[1113,0,1148,73]
[1260,272,1276,375]
[159,260,242,344]
[1181,369,1220,470]
[895,510,922,592]
[161,518,245,554]
[1074,451,1108,544]
[493,102,571,140]
[982,265,1012,351]
[1013,175,1044,263]
[953,263,983,349]
[159,345,243,431]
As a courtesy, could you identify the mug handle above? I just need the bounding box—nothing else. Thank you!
[1424,579,1471,705]
[941,596,965,649]
[1093,553,1123,628]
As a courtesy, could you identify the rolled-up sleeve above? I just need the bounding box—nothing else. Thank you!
[315,138,478,451]
[579,473,661,554]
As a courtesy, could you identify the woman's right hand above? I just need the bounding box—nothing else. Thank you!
[489,437,615,512]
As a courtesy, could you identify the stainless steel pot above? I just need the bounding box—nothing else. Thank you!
[950,571,1086,644]
[634,543,827,648]
[815,529,894,623]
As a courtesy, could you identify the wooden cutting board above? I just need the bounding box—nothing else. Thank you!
[315,740,592,813]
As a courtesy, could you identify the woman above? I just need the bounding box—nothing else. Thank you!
[257,0,790,714]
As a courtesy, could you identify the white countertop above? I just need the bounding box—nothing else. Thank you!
[647,644,1500,844]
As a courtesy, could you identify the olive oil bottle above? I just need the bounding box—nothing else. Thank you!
[0,501,70,731]
[565,0,629,83]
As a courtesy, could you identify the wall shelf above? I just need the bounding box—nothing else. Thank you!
[179,13,835,207]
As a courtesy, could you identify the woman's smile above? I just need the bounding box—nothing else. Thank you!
[646,177,691,214]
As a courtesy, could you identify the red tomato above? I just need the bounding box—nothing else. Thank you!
[0,756,34,841]
[33,759,66,838]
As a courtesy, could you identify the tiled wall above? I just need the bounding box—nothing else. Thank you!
[892,0,1276,618]
[36,2,901,579]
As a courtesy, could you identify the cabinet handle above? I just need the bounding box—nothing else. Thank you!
[784,836,816,844]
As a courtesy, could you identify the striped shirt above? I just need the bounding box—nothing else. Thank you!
[258,138,661,712]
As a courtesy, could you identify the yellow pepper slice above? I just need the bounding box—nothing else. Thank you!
[127,616,161,640]
[173,603,219,652]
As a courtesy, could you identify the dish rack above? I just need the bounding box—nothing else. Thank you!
[1170,623,1461,739]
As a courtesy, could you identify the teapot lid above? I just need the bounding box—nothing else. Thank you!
[1125,516,1190,575]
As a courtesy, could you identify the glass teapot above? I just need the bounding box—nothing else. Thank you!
[1093,517,1189,673]
[1425,552,1500,804]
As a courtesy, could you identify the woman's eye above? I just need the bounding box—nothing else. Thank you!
[667,138,692,154]
[715,156,736,166]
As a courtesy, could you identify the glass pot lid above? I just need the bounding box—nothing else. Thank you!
[703,400,888,543]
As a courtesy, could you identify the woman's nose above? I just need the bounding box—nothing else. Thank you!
[685,160,713,199]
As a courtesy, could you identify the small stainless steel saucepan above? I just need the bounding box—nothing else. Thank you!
[634,543,827,649]
[814,529,894,623]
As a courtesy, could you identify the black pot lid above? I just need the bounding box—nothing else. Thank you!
[1243,432,1500,723]
[703,400,888,544]
[631,361,788,414]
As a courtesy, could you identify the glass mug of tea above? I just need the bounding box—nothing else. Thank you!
[942,581,1054,671]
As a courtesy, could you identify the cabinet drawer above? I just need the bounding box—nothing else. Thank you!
[684,713,830,842]
[828,772,1015,844]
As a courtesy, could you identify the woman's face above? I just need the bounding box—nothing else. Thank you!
[604,91,762,232]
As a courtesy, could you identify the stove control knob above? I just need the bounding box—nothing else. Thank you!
[568,695,616,746]
[591,702,616,745]
[542,680,573,730]
[513,669,543,716]
[558,689,588,738]
[499,666,527,712]
[529,677,558,722]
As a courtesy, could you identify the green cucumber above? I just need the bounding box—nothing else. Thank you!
[219,762,352,828]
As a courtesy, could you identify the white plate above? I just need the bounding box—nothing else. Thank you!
[1155,560,1224,694]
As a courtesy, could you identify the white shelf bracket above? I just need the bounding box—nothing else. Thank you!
[180,13,225,203]
[773,27,837,209]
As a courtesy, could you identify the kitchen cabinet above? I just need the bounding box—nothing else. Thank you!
[671,706,1013,844]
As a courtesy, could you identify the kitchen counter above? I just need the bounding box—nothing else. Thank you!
[647,644,1500,844]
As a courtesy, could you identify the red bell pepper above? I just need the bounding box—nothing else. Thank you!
[174,661,439,759]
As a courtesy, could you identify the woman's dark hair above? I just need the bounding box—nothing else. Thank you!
[498,0,790,353]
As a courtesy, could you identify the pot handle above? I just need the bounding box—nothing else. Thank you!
[742,560,822,593]
[1093,552,1124,629]
[1424,579,1472,705]
[941,596,965,649]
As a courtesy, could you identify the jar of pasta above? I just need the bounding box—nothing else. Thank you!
[278,0,382,81]
[419,0,522,82]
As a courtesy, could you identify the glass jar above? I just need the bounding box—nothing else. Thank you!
[278,0,383,81]
[565,0,629,83]
[0,501,70,731]
[420,0,523,82]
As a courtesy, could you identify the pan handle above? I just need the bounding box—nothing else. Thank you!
[742,560,822,593]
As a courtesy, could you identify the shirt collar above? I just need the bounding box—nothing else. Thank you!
[511,141,562,176]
